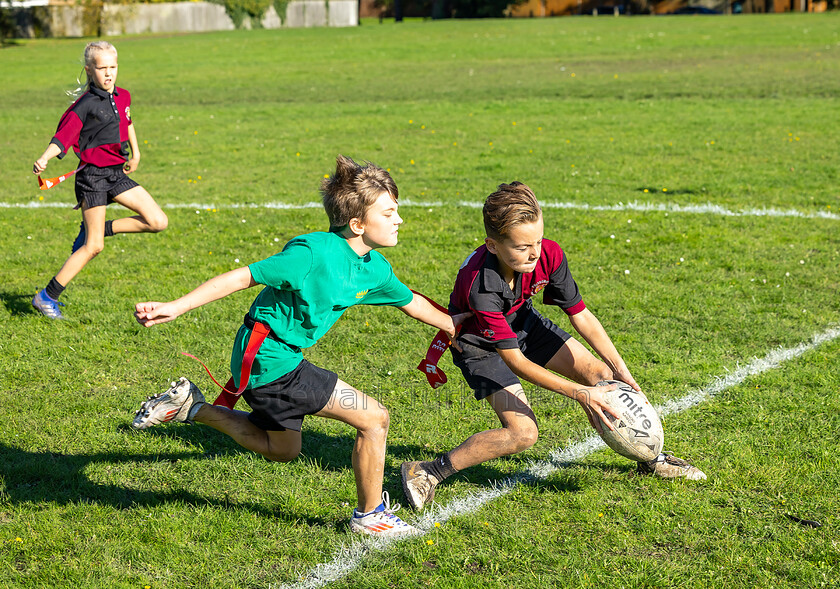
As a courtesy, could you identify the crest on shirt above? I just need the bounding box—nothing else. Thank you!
[481,328,495,338]
[531,279,549,295]
[124,106,131,121]
[355,289,369,299]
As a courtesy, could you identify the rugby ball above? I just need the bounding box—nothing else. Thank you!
[595,380,664,462]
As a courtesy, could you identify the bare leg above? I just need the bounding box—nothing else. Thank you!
[446,385,539,472]
[191,404,302,462]
[54,204,107,287]
[543,337,612,386]
[110,185,168,234]
[315,380,390,514]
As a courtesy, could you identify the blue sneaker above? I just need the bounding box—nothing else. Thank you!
[71,222,85,253]
[32,289,66,320]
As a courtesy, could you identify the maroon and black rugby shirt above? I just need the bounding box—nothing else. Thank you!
[449,239,586,350]
[50,85,133,167]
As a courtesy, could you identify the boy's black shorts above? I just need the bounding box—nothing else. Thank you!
[243,359,338,432]
[452,305,573,401]
[75,164,139,209]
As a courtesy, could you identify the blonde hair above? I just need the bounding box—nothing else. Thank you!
[321,155,398,231]
[483,182,542,240]
[68,41,118,100]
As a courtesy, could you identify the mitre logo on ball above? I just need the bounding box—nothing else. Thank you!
[596,380,664,462]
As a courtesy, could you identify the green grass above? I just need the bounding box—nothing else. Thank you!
[1,13,839,589]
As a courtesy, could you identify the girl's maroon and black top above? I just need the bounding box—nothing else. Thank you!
[51,85,133,167]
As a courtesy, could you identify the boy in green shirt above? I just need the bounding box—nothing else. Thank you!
[131,155,461,536]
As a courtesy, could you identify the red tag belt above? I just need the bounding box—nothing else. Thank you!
[182,320,272,410]
[411,290,452,389]
[37,164,85,190]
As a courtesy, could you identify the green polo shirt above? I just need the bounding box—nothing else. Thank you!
[230,231,414,388]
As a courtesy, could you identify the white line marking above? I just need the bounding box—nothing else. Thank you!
[1,200,838,220]
[277,324,840,589]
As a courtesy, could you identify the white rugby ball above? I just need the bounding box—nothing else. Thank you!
[595,380,664,462]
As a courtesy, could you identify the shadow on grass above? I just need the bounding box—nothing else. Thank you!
[0,289,37,316]
[138,422,436,475]
[0,442,329,527]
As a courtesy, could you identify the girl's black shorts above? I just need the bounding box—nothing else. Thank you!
[75,164,139,208]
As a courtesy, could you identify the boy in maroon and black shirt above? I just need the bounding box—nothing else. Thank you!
[402,182,706,510]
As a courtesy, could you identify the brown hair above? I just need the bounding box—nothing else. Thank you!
[483,181,542,240]
[321,155,398,231]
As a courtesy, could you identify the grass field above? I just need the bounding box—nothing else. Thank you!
[1,12,839,589]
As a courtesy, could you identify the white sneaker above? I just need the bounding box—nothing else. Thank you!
[349,492,419,537]
[638,452,707,481]
[132,377,206,429]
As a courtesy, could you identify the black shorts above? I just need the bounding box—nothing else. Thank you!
[452,305,573,400]
[242,360,338,432]
[75,164,139,209]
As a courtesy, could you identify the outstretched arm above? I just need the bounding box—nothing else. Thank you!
[568,308,639,391]
[497,346,618,434]
[399,293,470,344]
[135,266,257,327]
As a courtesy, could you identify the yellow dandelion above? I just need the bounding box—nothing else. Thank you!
[15,538,22,542]
[529,149,533,153]
[209,251,212,255]
[434,522,441,528]
[144,140,148,144]
[324,174,329,178]
[427,540,434,545]
[421,125,425,129]
[644,189,649,193]
[571,73,576,77]
[488,141,493,146]
[296,152,300,157]
[598,513,604,517]
[483,522,489,526]
[610,137,614,142]
[453,142,457,146]
[614,74,618,79]
[663,188,668,192]
[512,121,517,126]
[194,131,198,135]
[197,176,202,180]
[538,126,542,131]
[710,141,715,145]
[431,130,435,134]
[410,159,415,165]
[39,195,44,201]
[566,139,570,144]
[409,120,413,124]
